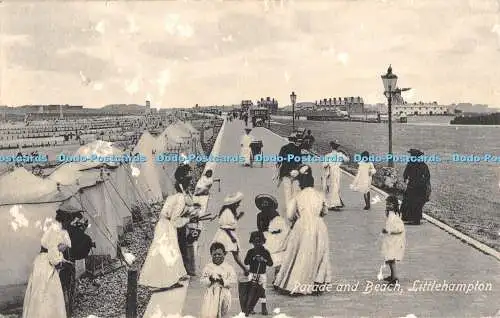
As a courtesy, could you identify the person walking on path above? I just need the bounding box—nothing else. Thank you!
[23,210,73,318]
[211,192,249,275]
[301,130,315,151]
[381,195,406,285]
[274,165,332,295]
[255,194,289,270]
[401,148,431,225]
[350,151,376,210]
[200,242,237,318]
[139,186,198,290]
[240,128,255,167]
[323,141,350,211]
[276,133,302,216]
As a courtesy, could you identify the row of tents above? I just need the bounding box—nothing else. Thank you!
[0,120,205,310]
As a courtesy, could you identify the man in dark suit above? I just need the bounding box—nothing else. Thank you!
[174,155,193,194]
[276,133,303,216]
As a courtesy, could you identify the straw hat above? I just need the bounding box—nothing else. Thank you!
[255,194,278,210]
[224,192,244,205]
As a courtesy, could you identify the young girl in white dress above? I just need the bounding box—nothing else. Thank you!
[350,151,376,210]
[200,242,237,318]
[211,192,248,275]
[381,195,406,285]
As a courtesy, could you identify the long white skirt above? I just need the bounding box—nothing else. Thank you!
[264,217,289,267]
[274,217,331,294]
[325,166,342,208]
[23,254,66,318]
[240,146,251,165]
[200,284,231,318]
[139,218,187,288]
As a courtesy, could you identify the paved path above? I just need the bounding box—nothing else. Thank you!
[183,120,500,318]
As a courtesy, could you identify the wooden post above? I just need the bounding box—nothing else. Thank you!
[126,269,138,318]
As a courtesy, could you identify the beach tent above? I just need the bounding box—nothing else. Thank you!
[48,165,122,258]
[132,131,163,203]
[153,121,205,197]
[0,167,82,309]
[108,164,149,211]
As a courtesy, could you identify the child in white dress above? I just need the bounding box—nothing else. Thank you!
[200,242,237,318]
[381,195,406,285]
[351,151,376,210]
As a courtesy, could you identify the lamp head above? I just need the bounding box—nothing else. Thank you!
[381,64,398,93]
[290,91,297,104]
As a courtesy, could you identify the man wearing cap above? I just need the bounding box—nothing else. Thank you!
[323,141,350,210]
[400,148,431,225]
[240,128,255,166]
[276,133,302,214]
[174,155,193,194]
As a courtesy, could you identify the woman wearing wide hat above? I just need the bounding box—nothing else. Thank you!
[400,148,431,225]
[255,194,289,269]
[212,192,249,275]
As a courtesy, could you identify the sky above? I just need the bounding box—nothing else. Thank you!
[1,0,500,109]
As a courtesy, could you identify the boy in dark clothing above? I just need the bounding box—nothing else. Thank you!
[244,231,273,316]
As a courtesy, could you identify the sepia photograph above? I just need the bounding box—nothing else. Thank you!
[0,0,499,317]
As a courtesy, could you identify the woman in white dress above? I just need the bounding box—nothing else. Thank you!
[211,192,248,275]
[255,194,289,270]
[274,165,332,295]
[350,151,376,210]
[323,141,350,211]
[139,186,198,289]
[23,211,73,318]
[240,128,254,166]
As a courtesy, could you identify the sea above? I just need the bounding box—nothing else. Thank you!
[270,115,500,251]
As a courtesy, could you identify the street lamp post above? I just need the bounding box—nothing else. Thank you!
[290,91,297,132]
[381,65,411,168]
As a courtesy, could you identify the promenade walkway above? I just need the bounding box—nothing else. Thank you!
[182,120,499,317]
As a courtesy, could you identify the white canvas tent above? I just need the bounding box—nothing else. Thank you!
[0,168,80,309]
[132,131,163,203]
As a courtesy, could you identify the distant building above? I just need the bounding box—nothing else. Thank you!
[394,102,449,116]
[390,92,449,115]
[18,104,84,113]
[257,97,278,114]
[241,100,253,112]
[314,96,364,114]
[447,103,494,114]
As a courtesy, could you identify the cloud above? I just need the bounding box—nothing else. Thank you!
[6,44,113,80]
[2,0,500,107]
